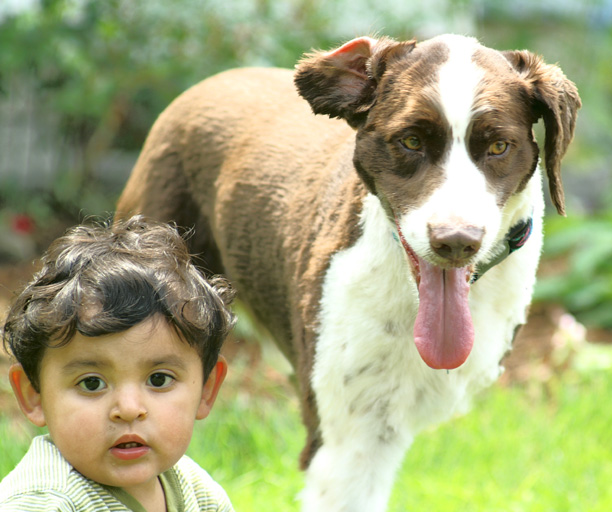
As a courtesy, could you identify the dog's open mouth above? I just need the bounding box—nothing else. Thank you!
[396,223,475,371]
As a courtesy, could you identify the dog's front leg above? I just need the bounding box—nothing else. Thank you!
[301,418,412,512]
[297,195,420,512]
[302,327,418,512]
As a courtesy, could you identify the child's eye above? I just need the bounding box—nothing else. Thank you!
[78,376,107,392]
[148,372,175,389]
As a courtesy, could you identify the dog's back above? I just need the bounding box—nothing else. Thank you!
[117,66,364,376]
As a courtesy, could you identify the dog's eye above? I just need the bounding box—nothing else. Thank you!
[400,136,423,151]
[488,141,508,156]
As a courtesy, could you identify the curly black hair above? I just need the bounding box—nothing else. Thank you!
[2,215,235,392]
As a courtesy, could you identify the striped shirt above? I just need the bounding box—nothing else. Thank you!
[0,435,234,511]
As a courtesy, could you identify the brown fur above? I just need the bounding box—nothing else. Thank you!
[117,68,366,466]
[500,50,581,215]
[116,36,580,470]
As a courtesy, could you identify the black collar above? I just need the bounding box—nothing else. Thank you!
[470,217,533,283]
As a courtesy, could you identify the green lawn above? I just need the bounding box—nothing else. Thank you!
[1,354,611,511]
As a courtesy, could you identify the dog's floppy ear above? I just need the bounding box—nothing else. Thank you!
[295,36,415,128]
[504,50,581,216]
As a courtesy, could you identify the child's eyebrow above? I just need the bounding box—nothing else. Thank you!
[148,355,190,370]
[59,355,191,375]
[61,360,107,374]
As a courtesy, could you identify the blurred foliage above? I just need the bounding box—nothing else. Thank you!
[0,0,611,328]
[536,212,612,329]
[0,0,339,152]
[0,0,340,226]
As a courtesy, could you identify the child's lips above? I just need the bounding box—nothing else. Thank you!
[110,435,151,460]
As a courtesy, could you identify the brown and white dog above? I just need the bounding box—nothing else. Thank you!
[116,34,580,511]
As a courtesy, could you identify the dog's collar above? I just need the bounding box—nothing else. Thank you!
[470,217,533,283]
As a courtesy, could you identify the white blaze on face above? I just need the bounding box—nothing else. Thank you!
[438,35,483,140]
[399,35,501,261]
[396,36,505,370]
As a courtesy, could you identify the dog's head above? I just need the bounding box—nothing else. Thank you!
[295,35,581,369]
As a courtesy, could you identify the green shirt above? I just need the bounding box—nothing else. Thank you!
[0,435,234,511]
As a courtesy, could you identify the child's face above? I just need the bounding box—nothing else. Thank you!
[12,315,225,499]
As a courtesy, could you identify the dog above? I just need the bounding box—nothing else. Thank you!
[116,34,580,511]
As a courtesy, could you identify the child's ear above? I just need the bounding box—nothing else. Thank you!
[196,356,228,420]
[9,364,46,427]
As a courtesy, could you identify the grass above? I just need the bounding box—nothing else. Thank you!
[1,353,611,511]
[391,370,612,511]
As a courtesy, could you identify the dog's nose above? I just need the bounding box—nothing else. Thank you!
[428,224,484,263]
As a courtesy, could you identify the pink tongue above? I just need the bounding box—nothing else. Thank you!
[413,258,474,370]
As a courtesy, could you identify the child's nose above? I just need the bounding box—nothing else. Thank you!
[110,386,148,422]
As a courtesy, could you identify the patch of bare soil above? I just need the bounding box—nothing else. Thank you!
[502,302,612,387]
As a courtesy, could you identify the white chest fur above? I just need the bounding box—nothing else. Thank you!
[303,176,544,511]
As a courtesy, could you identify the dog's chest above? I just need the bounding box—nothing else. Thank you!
[311,195,535,439]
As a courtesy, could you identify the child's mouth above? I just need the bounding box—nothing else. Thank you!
[110,437,150,460]
[115,442,143,449]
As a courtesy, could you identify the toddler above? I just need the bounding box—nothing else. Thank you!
[1,215,236,511]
